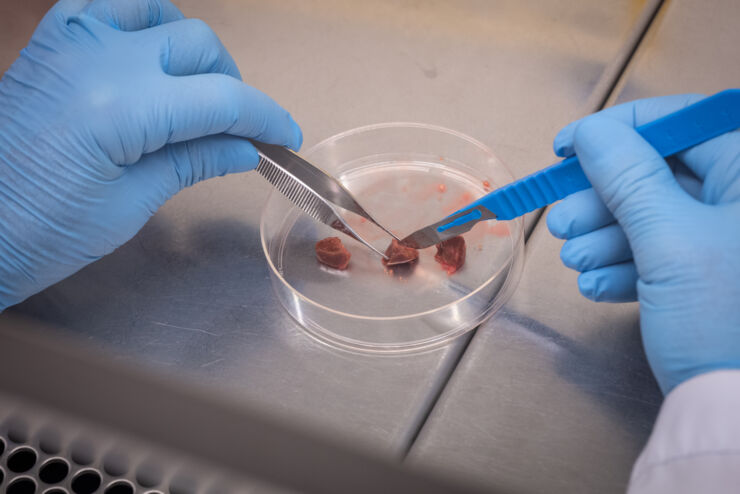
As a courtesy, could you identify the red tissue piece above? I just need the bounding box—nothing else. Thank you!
[434,236,466,274]
[315,237,351,270]
[382,239,419,267]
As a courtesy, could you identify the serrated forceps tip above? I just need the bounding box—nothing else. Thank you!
[251,140,399,258]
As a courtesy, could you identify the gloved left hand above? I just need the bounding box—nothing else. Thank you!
[0,0,302,311]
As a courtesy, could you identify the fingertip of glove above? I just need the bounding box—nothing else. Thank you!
[553,120,578,157]
[546,207,569,239]
[577,271,600,301]
[553,141,571,158]
[211,135,260,173]
[288,116,303,152]
[571,115,632,157]
[572,114,606,140]
[559,242,580,270]
[240,140,261,169]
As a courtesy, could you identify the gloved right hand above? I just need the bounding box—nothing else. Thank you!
[546,94,740,394]
[0,0,302,311]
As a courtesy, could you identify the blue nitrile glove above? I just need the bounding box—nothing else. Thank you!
[0,0,302,311]
[546,94,740,394]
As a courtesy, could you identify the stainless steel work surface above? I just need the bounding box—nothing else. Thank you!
[408,222,662,493]
[2,0,652,456]
[610,0,740,102]
[409,0,740,491]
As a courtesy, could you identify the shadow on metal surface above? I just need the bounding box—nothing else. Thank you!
[495,308,662,437]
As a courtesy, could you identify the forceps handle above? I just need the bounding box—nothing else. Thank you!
[474,89,740,221]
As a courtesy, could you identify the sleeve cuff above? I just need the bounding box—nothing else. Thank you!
[628,369,740,493]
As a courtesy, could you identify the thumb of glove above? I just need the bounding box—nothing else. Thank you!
[572,116,688,245]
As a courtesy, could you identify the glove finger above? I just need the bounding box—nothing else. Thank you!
[553,94,704,157]
[149,18,241,79]
[560,223,632,272]
[145,73,302,155]
[554,93,740,188]
[49,0,90,20]
[82,0,184,31]
[40,0,89,34]
[572,116,687,231]
[547,188,614,239]
[129,135,260,198]
[578,262,638,303]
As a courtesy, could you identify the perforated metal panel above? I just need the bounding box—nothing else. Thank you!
[0,396,290,494]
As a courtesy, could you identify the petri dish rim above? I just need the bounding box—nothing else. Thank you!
[259,122,524,351]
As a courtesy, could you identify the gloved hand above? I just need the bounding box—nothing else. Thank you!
[546,94,740,394]
[0,0,302,310]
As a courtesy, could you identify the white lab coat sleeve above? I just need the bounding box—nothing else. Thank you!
[627,370,740,494]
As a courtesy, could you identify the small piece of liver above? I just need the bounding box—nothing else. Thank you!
[382,239,419,267]
[434,236,466,274]
[315,237,351,270]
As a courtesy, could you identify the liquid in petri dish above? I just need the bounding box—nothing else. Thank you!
[278,161,511,318]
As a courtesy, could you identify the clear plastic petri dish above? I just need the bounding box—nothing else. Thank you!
[260,123,524,354]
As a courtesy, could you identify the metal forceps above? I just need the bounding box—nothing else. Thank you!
[251,140,399,258]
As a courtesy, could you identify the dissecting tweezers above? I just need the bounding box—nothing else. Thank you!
[251,140,400,258]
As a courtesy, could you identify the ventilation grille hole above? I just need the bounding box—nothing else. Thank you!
[39,458,70,484]
[71,469,102,494]
[7,447,38,473]
[104,480,135,494]
[7,476,37,494]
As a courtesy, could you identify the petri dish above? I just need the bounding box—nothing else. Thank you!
[260,123,524,354]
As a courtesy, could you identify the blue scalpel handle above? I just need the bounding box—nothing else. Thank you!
[474,89,740,221]
[474,89,740,220]
[401,89,740,248]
